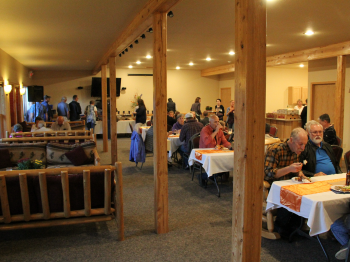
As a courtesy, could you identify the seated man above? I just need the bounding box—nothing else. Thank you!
[264,127,308,236]
[265,123,273,139]
[51,116,71,131]
[179,112,203,155]
[172,113,184,131]
[31,116,43,132]
[199,115,232,150]
[33,121,52,132]
[299,120,342,176]
[167,111,176,127]
[200,111,209,126]
[318,113,338,145]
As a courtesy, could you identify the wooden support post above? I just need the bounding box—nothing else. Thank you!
[335,55,346,140]
[232,0,266,261]
[101,64,108,152]
[109,57,118,163]
[19,173,31,221]
[115,162,124,241]
[61,171,71,218]
[83,170,91,216]
[0,175,11,223]
[39,172,50,219]
[153,11,169,234]
[104,169,112,215]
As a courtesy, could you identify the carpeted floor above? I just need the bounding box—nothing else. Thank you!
[0,137,344,261]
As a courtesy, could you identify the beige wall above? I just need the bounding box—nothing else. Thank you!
[32,69,220,114]
[308,58,350,153]
[217,67,309,113]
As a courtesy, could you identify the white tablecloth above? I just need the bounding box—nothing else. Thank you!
[94,120,135,134]
[140,126,150,141]
[188,148,234,177]
[167,136,184,158]
[266,173,350,236]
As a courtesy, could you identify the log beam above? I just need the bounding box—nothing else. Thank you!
[153,11,169,234]
[232,0,266,261]
[101,64,108,152]
[335,55,346,140]
[109,57,117,163]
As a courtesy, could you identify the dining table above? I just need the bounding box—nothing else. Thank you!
[167,134,184,158]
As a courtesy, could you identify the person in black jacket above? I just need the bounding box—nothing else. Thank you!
[167,98,176,112]
[135,99,147,124]
[69,95,82,121]
[299,120,341,177]
[300,99,307,129]
[319,113,338,145]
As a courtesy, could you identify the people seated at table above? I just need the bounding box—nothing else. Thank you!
[226,100,235,130]
[51,116,71,131]
[200,111,209,126]
[32,120,52,132]
[31,117,43,132]
[215,99,225,121]
[57,96,70,120]
[179,112,204,155]
[145,117,154,152]
[199,115,232,150]
[172,113,184,131]
[331,213,350,260]
[299,120,341,177]
[9,124,23,138]
[134,99,147,124]
[264,127,308,237]
[318,113,337,145]
[167,111,176,127]
[294,99,304,115]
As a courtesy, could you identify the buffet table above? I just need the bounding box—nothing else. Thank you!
[266,118,302,140]
[94,120,135,134]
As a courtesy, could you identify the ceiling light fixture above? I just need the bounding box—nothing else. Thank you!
[128,65,133,69]
[206,57,211,61]
[167,11,174,18]
[129,44,133,48]
[135,40,139,44]
[122,51,125,54]
[125,48,128,52]
[229,51,235,55]
[304,30,314,36]
[148,28,153,33]
[299,64,305,68]
[189,62,194,66]
[141,34,146,39]
[136,61,141,64]
[119,54,122,57]
[176,66,180,70]
[146,55,152,59]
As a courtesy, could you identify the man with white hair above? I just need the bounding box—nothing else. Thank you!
[57,96,70,120]
[299,120,341,176]
[51,116,71,131]
[199,115,232,149]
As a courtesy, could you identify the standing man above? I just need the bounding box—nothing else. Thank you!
[41,95,53,121]
[57,96,70,120]
[318,114,338,145]
[300,99,307,129]
[69,95,81,121]
[28,102,47,123]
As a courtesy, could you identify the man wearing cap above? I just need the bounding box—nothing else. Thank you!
[41,95,53,121]
[179,112,203,155]
[57,96,70,120]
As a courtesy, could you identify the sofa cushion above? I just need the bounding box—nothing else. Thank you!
[0,149,12,168]
[46,141,95,165]
[65,146,90,166]
[0,143,47,167]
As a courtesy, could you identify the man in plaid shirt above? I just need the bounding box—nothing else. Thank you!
[264,127,308,182]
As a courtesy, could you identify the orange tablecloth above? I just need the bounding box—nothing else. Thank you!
[280,178,345,212]
[195,149,233,160]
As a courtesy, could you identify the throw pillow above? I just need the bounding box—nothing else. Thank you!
[64,146,89,166]
[0,149,12,168]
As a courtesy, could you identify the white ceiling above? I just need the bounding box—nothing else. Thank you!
[1,0,349,72]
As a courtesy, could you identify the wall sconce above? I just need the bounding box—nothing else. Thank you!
[4,85,12,95]
[20,87,26,95]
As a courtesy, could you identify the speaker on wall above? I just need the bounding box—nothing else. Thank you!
[27,86,44,102]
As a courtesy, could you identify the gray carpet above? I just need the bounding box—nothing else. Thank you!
[0,137,343,261]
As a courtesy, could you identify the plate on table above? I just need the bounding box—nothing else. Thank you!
[291,177,312,183]
[330,185,350,194]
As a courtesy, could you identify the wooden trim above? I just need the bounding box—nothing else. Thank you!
[39,172,50,220]
[104,169,112,215]
[309,81,337,120]
[232,0,266,261]
[83,170,91,217]
[92,0,181,75]
[335,55,346,140]
[109,57,117,163]
[19,173,31,221]
[101,64,108,152]
[201,40,350,76]
[0,175,11,223]
[115,162,124,241]
[61,171,71,218]
[0,135,92,143]
[153,12,169,234]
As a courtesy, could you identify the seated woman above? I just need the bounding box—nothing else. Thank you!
[172,114,184,132]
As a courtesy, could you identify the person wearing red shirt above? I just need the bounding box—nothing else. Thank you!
[199,115,232,149]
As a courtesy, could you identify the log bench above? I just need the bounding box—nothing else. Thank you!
[0,164,124,241]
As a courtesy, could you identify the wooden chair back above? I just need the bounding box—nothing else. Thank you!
[331,145,343,166]
[336,136,342,147]
[269,126,278,137]
[344,150,350,172]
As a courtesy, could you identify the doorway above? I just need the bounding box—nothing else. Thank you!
[310,81,336,123]
[220,87,231,122]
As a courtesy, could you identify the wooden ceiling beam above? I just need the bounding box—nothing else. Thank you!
[201,40,350,77]
[92,0,181,75]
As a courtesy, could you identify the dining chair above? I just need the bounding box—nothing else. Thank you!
[269,126,278,137]
[344,150,350,172]
[331,145,343,167]
[129,123,134,133]
[146,121,151,126]
[336,136,342,147]
[167,125,172,132]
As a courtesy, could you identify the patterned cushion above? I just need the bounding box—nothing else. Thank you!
[46,141,95,165]
[0,143,47,166]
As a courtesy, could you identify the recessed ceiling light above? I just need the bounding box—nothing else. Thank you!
[206,57,211,61]
[189,62,194,66]
[229,51,235,55]
[146,55,152,59]
[176,66,180,70]
[128,65,133,68]
[304,30,314,36]
[299,64,305,68]
[136,61,141,64]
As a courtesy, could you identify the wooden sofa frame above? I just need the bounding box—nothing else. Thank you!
[0,163,124,241]
[26,120,86,130]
